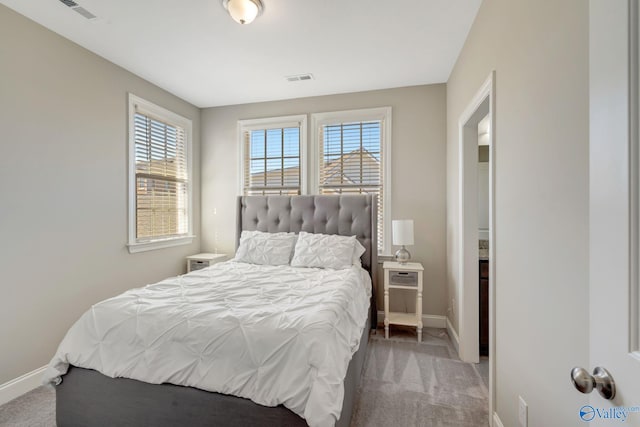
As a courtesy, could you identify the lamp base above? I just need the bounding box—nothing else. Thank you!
[394,246,411,264]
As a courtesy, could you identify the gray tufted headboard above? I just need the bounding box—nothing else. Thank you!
[236,195,378,329]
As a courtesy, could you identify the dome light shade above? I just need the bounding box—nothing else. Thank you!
[222,0,263,25]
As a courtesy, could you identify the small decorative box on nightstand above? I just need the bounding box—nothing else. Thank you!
[383,261,424,342]
[186,253,227,272]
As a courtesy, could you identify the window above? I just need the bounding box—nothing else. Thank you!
[128,94,193,253]
[238,115,307,195]
[312,108,391,254]
[237,109,390,255]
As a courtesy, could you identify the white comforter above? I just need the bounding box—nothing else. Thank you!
[43,261,371,427]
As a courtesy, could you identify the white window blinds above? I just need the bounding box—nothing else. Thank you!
[243,126,301,195]
[318,121,385,250]
[133,110,189,240]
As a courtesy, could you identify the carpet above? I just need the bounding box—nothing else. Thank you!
[0,386,55,427]
[351,327,489,427]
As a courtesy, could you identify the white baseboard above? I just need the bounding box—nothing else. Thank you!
[0,366,47,406]
[492,412,504,427]
[377,311,447,329]
[446,317,460,354]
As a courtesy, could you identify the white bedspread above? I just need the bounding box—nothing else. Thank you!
[43,261,371,427]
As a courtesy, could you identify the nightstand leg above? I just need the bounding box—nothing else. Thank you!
[417,288,423,342]
[384,286,390,339]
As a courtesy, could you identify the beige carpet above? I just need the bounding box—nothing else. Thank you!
[0,328,488,427]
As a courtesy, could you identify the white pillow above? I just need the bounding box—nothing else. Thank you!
[353,239,366,265]
[234,230,297,266]
[291,232,357,270]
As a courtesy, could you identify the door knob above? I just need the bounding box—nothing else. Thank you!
[571,367,616,400]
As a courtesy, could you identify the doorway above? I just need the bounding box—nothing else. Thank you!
[477,115,490,358]
[457,72,496,424]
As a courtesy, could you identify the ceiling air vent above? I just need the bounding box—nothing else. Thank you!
[286,74,314,82]
[58,0,97,20]
[72,6,96,19]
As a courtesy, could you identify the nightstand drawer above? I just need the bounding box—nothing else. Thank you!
[389,271,418,286]
[189,260,210,271]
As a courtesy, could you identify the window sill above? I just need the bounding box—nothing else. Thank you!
[128,235,195,254]
[378,254,394,263]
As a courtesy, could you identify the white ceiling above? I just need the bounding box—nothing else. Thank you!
[1,0,482,108]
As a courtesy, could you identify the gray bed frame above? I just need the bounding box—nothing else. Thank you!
[57,195,378,427]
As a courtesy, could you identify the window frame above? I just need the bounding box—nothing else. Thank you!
[311,107,392,255]
[237,115,308,195]
[127,93,194,253]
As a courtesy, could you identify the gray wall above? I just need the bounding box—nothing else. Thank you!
[201,85,447,317]
[446,0,589,425]
[0,6,201,383]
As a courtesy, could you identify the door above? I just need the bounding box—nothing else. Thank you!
[587,0,640,424]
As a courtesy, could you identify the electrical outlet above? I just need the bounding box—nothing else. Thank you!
[518,396,528,427]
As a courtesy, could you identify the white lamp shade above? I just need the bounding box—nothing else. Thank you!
[227,0,260,24]
[392,220,414,246]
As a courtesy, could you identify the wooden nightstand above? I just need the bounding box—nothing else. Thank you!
[383,261,424,342]
[186,253,227,272]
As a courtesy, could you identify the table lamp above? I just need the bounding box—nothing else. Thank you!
[392,219,414,264]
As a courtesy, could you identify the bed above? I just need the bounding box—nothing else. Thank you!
[48,194,378,427]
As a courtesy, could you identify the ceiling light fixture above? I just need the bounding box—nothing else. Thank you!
[222,0,264,25]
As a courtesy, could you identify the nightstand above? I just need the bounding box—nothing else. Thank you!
[186,253,227,272]
[383,261,424,342]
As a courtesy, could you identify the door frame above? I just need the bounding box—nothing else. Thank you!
[457,71,496,424]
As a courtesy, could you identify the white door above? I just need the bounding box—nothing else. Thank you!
[587,1,640,424]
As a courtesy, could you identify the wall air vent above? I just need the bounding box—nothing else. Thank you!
[286,74,314,82]
[58,0,97,20]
